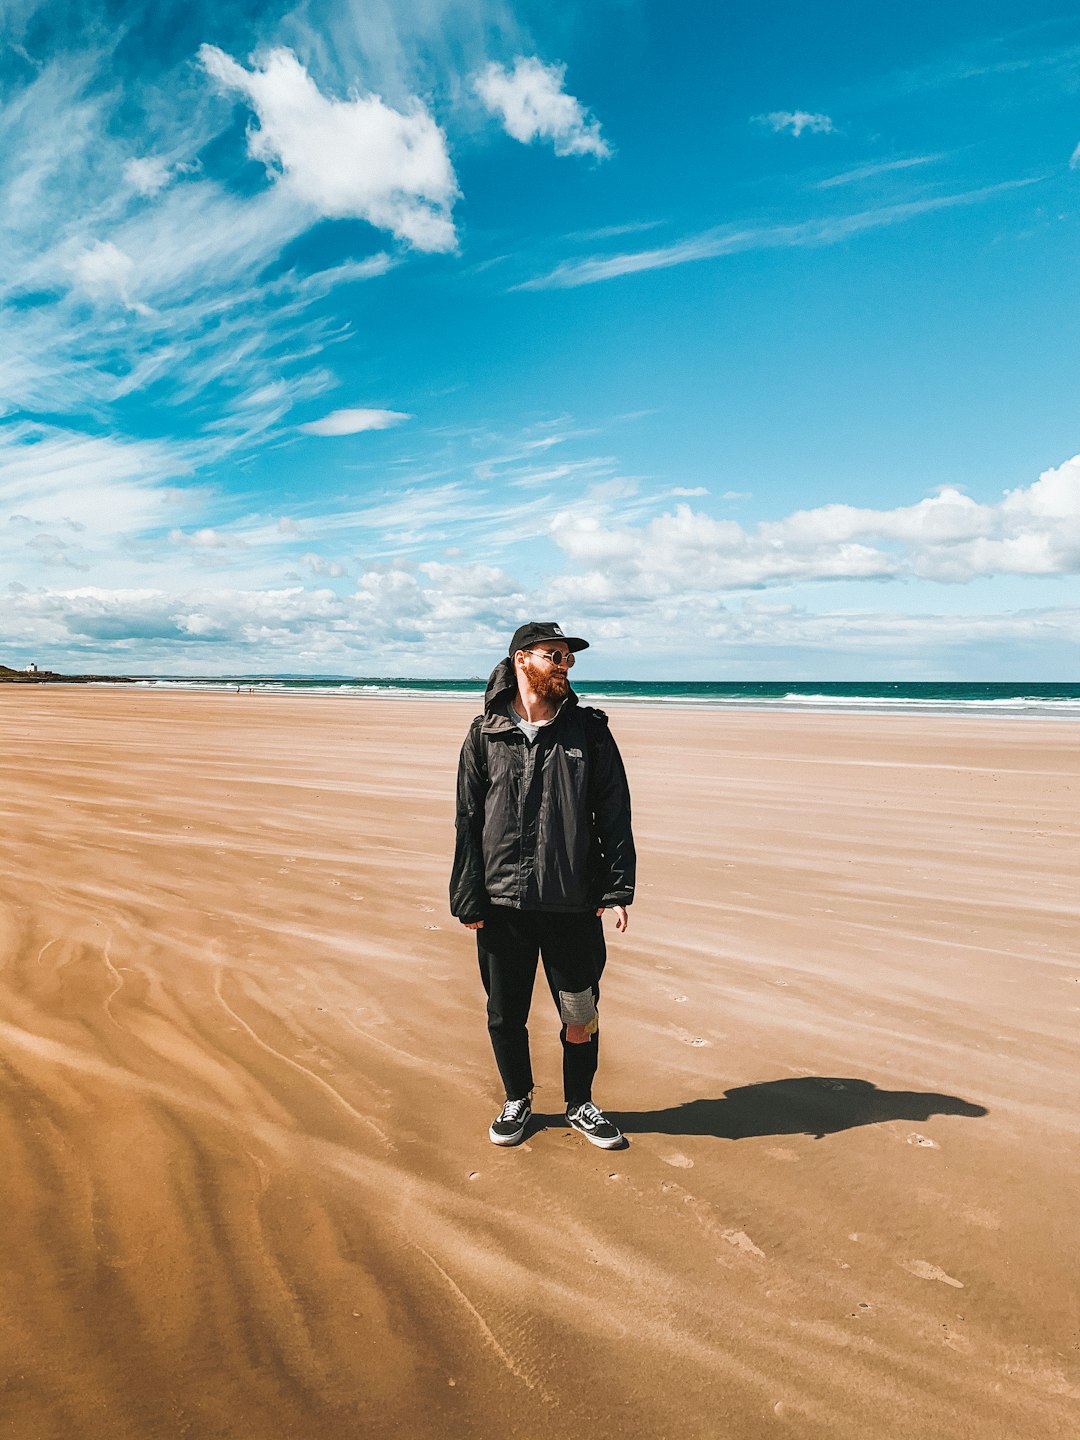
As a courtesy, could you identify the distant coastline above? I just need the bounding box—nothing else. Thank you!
[8,672,1074,718]
[0,664,133,685]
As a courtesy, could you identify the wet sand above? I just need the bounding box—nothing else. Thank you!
[0,689,1077,1439]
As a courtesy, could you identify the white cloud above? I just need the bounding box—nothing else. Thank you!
[198,44,459,251]
[7,574,1077,675]
[761,487,998,547]
[5,584,344,648]
[299,407,413,436]
[25,532,87,571]
[300,552,346,578]
[69,240,154,316]
[1070,141,1080,170]
[10,422,1078,657]
[545,458,1080,599]
[552,504,897,593]
[417,560,516,596]
[123,155,173,195]
[756,110,835,137]
[475,56,609,159]
[5,441,1080,672]
[1004,454,1080,520]
[168,527,248,550]
[352,560,526,645]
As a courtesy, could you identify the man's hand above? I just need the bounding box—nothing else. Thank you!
[596,905,629,932]
[461,919,484,930]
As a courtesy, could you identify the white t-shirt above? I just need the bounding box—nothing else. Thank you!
[510,699,563,744]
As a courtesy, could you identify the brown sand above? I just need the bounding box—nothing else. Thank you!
[0,689,1077,1439]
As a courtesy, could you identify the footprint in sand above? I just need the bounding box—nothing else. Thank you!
[419,905,435,913]
[907,1133,939,1148]
[673,994,689,1003]
[669,1025,709,1046]
[722,1229,765,1259]
[662,1152,694,1169]
[902,1259,964,1288]
[423,924,441,931]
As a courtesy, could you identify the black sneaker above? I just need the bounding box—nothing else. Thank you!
[489,1096,531,1146]
[566,1101,624,1149]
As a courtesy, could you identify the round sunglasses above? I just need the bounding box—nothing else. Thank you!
[524,647,576,668]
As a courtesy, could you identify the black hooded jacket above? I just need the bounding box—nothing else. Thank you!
[450,659,636,922]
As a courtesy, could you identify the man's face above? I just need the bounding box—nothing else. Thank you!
[519,649,570,702]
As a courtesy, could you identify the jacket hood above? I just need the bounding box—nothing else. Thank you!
[482,657,578,731]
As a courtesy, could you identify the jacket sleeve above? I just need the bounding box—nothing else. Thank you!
[588,716,636,908]
[449,718,489,922]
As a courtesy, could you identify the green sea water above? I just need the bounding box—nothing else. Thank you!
[129,677,1080,717]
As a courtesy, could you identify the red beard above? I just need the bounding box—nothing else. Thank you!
[522,656,569,703]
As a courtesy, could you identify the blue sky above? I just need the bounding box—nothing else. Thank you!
[2,0,1079,678]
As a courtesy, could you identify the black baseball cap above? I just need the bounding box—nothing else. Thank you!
[508,621,589,657]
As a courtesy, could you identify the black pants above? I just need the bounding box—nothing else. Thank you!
[477,908,607,1108]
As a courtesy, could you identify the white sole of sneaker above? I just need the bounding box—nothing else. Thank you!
[567,1119,624,1149]
[488,1122,529,1146]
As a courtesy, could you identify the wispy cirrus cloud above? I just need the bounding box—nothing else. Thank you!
[0,31,421,506]
[0,421,203,589]
[517,179,1041,289]
[1,76,384,405]
[815,153,948,188]
[0,423,193,535]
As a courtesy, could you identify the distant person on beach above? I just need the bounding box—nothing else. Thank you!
[450,622,636,1150]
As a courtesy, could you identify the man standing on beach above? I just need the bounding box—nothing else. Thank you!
[450,623,636,1150]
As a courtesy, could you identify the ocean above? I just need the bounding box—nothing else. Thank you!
[124,677,1080,719]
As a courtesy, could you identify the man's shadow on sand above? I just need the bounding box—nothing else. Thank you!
[595,1077,988,1141]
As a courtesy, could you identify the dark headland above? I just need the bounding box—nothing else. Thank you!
[0,663,133,684]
